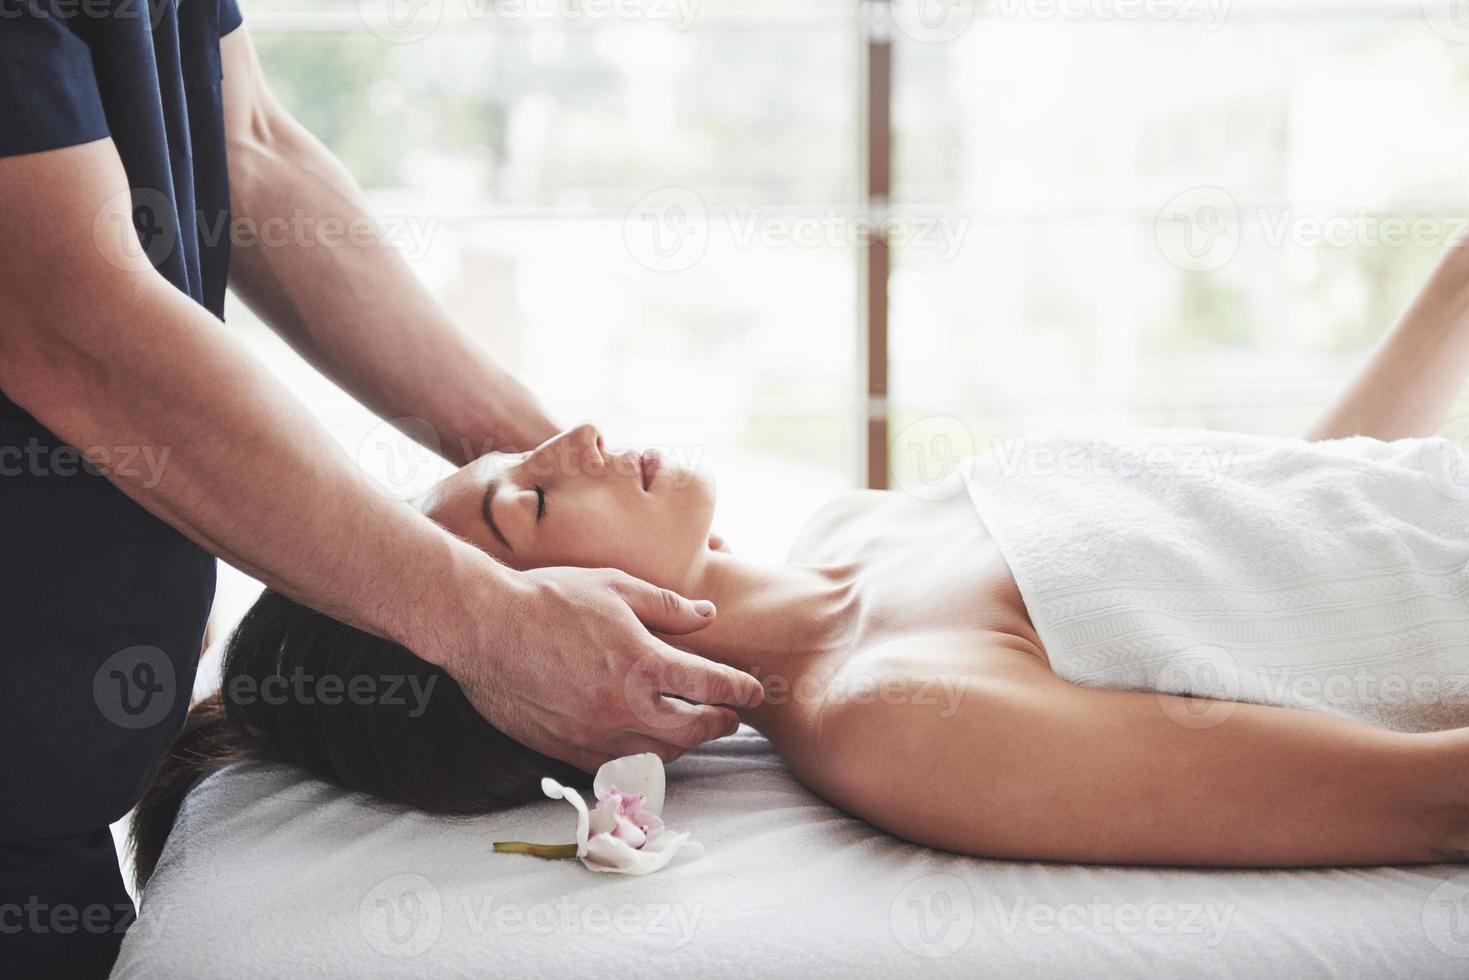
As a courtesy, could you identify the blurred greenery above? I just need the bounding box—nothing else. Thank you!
[254,36,400,187]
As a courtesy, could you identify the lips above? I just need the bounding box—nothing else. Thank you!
[639,450,661,491]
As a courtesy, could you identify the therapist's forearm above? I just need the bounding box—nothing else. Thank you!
[221,38,555,459]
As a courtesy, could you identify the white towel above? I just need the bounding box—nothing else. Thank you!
[964,427,1469,732]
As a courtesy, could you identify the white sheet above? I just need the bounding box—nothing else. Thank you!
[112,728,1469,978]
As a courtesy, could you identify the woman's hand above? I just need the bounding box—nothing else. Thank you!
[427,562,764,773]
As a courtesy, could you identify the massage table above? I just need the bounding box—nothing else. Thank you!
[111,727,1469,978]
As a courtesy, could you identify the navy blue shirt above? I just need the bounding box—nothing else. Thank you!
[0,0,243,839]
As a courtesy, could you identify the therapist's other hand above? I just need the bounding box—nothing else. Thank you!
[442,565,764,773]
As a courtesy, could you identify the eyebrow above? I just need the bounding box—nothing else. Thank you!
[480,479,513,552]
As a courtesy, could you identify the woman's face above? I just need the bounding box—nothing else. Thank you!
[421,424,718,591]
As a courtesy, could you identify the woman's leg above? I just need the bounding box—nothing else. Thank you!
[1308,236,1469,441]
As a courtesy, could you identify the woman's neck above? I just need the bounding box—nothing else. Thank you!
[659,550,862,689]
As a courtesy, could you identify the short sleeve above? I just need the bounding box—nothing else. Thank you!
[220,0,244,36]
[0,10,109,159]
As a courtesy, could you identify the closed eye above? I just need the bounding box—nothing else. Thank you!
[534,484,546,521]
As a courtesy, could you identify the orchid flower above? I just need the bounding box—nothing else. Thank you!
[493,753,701,875]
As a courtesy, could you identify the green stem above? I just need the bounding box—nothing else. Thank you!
[492,841,579,860]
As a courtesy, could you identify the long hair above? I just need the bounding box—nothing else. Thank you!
[130,590,583,891]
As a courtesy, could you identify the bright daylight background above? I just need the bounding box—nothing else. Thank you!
[202,0,1469,642]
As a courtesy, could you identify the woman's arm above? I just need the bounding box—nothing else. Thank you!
[800,650,1467,867]
[1308,237,1469,441]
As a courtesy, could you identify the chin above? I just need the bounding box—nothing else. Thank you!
[662,465,717,564]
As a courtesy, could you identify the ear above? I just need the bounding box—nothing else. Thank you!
[708,533,731,554]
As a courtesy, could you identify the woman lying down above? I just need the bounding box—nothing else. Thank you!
[134,243,1469,889]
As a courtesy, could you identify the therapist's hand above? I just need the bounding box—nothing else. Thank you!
[435,564,765,773]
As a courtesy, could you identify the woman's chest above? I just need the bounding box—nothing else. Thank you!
[787,489,1035,640]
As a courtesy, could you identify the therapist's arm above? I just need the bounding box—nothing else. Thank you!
[218,28,554,460]
[0,139,761,771]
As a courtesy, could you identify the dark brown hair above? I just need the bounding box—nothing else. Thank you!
[130,590,583,891]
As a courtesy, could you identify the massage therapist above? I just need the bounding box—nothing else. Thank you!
[0,5,761,976]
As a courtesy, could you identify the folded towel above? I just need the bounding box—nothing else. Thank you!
[965,427,1469,732]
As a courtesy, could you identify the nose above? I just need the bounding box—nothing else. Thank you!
[528,423,605,479]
